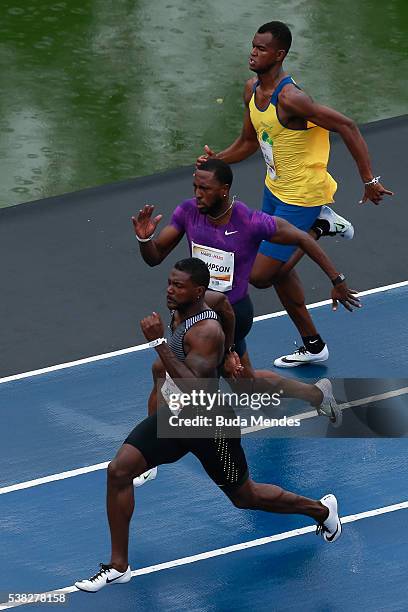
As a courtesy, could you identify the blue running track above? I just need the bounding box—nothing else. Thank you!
[1,285,407,611]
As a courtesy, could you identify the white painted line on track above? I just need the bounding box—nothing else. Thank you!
[241,386,408,434]
[0,499,407,609]
[1,280,407,386]
[0,462,109,496]
[252,279,408,322]
[1,385,407,496]
[0,343,151,385]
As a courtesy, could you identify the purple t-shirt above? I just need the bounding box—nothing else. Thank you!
[170,199,277,304]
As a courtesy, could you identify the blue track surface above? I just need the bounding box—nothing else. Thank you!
[1,286,407,611]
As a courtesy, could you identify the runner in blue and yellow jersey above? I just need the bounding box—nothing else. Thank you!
[198,21,393,368]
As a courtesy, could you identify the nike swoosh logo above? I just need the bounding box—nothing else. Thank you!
[309,339,318,344]
[282,359,304,363]
[335,223,346,231]
[225,230,238,236]
[326,524,339,541]
[143,472,151,480]
[106,572,127,583]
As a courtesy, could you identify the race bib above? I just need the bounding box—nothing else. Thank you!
[191,241,234,292]
[161,372,183,415]
[259,132,277,180]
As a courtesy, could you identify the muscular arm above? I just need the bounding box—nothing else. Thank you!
[200,80,259,164]
[155,320,224,381]
[149,318,226,413]
[278,87,393,203]
[271,218,340,281]
[132,204,185,266]
[139,224,184,266]
[270,218,361,310]
[280,87,372,180]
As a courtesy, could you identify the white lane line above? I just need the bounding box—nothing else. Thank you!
[1,279,407,386]
[0,500,407,610]
[1,385,407,496]
[242,386,408,434]
[0,343,151,385]
[0,462,109,496]
[252,279,408,322]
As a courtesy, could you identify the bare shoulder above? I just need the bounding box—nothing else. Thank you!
[195,318,223,337]
[243,77,257,104]
[279,83,313,109]
[204,291,227,310]
[186,318,224,345]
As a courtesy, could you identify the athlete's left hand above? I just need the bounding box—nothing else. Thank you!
[140,312,165,340]
[359,180,394,205]
[331,284,361,312]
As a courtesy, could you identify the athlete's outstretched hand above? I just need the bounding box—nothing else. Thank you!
[331,284,361,312]
[196,144,216,167]
[223,351,244,380]
[140,312,165,341]
[132,205,162,240]
[359,180,394,205]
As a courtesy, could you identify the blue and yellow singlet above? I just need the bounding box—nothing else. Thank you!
[249,76,337,207]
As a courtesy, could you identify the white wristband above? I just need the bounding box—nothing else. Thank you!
[136,233,155,242]
[148,337,167,348]
[364,175,380,186]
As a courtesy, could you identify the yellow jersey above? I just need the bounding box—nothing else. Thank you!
[249,76,337,206]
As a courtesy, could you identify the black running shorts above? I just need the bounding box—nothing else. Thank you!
[124,407,249,494]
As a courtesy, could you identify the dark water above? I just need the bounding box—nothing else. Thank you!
[0,0,407,208]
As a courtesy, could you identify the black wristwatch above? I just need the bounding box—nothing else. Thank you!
[331,273,346,287]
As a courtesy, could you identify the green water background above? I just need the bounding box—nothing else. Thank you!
[0,0,407,208]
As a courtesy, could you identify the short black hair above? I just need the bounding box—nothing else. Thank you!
[198,158,233,187]
[257,21,292,54]
[174,257,210,289]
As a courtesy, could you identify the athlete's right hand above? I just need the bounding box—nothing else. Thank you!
[223,351,244,380]
[331,284,361,312]
[132,205,162,240]
[196,144,216,167]
[140,311,164,341]
[359,180,394,206]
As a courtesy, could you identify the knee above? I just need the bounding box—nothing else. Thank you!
[107,459,133,486]
[229,483,258,509]
[271,269,291,286]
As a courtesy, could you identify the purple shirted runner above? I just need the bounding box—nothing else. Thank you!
[170,198,276,304]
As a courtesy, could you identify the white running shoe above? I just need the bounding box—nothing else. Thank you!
[314,378,342,427]
[274,344,329,368]
[133,466,158,488]
[318,205,354,239]
[316,494,342,543]
[75,563,131,593]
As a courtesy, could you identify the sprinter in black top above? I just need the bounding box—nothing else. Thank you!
[75,258,342,594]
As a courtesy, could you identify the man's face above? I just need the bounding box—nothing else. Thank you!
[166,268,202,310]
[249,32,284,74]
[193,169,227,214]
